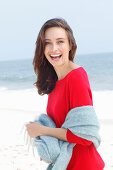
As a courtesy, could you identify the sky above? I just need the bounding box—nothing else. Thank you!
[0,0,113,61]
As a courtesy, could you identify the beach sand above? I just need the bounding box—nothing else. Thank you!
[0,110,48,170]
[0,89,113,169]
[0,110,113,170]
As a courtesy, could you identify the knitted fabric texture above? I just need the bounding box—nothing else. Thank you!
[33,106,101,170]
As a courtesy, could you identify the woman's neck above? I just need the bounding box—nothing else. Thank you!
[54,61,80,80]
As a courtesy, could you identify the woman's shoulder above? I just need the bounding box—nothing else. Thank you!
[67,66,92,98]
[68,66,88,82]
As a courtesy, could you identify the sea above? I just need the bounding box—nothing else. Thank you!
[0,52,113,120]
[0,52,113,91]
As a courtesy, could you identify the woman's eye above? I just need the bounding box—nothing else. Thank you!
[45,42,50,45]
[58,41,64,44]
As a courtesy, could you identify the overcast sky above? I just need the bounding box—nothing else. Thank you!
[0,0,113,61]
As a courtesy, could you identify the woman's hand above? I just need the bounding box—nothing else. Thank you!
[26,122,44,138]
[26,123,52,164]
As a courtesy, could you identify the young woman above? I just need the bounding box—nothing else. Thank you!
[26,18,105,170]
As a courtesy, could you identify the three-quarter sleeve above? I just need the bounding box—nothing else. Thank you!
[66,69,93,145]
[66,129,92,145]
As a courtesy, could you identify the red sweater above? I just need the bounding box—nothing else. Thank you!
[46,67,105,170]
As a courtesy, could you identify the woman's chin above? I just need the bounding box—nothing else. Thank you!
[50,59,63,67]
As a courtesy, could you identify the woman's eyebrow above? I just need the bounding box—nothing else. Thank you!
[56,38,65,40]
[45,38,66,41]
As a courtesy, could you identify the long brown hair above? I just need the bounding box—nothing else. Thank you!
[33,18,77,95]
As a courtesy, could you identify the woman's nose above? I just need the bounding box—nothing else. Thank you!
[51,43,58,51]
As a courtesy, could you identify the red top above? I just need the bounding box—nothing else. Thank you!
[46,67,105,170]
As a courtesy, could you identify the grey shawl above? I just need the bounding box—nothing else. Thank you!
[33,105,101,170]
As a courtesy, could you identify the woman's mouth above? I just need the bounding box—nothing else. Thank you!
[50,54,62,60]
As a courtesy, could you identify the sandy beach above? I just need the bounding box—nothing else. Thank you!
[0,110,48,170]
[0,89,113,169]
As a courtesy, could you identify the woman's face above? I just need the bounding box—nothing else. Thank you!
[44,27,71,68]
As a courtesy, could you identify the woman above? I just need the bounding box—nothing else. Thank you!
[26,18,105,170]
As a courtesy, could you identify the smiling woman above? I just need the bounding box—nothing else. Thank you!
[33,18,77,95]
[44,27,71,68]
[26,18,105,170]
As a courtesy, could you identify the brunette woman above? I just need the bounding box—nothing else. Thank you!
[26,18,105,170]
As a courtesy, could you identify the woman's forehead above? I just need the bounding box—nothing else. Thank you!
[44,27,68,40]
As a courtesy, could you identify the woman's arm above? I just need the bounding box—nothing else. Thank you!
[26,122,67,141]
[26,122,92,146]
[43,126,68,141]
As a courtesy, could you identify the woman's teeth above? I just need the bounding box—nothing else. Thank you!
[50,55,61,59]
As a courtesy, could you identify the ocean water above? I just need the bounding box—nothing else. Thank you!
[0,52,113,91]
[0,52,113,120]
